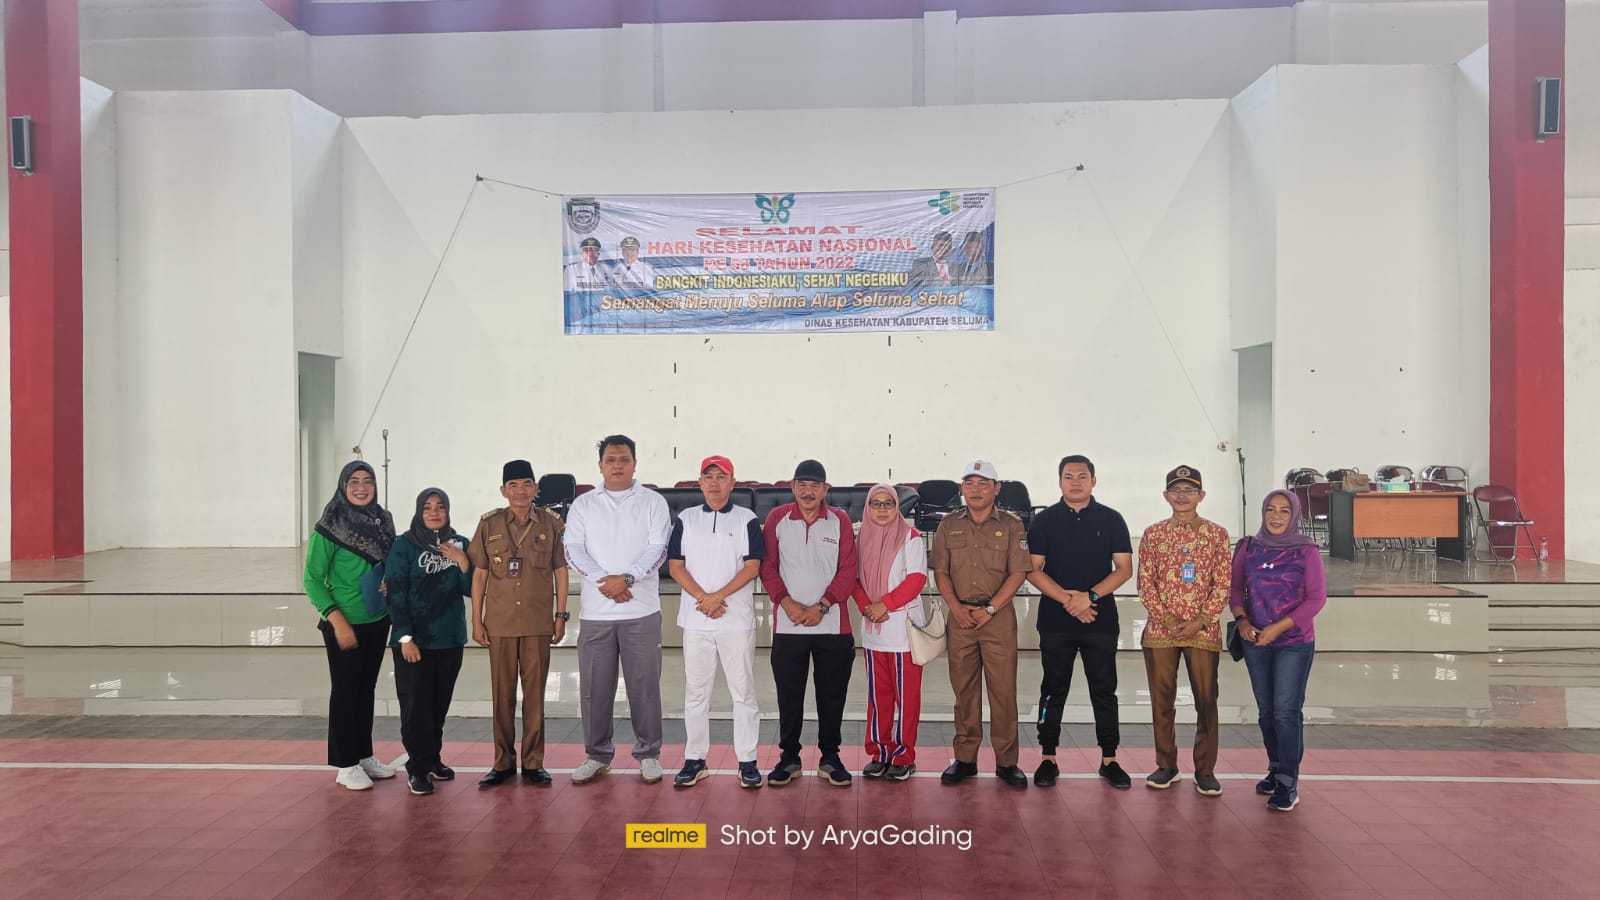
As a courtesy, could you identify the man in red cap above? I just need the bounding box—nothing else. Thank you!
[666,455,765,789]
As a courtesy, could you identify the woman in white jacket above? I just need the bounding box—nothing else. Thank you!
[851,483,929,781]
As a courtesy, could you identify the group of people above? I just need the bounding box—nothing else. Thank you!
[303,437,1325,813]
[564,236,656,292]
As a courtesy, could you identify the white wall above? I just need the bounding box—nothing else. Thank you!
[1271,64,1487,482]
[0,296,9,559]
[1230,67,1278,351]
[1237,344,1274,533]
[82,78,121,553]
[340,101,1242,533]
[112,90,301,547]
[74,4,1498,119]
[290,94,343,357]
[1454,46,1491,493]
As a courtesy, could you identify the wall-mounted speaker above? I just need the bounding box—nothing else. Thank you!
[9,116,32,173]
[1536,77,1561,139]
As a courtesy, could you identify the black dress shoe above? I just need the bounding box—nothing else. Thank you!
[995,765,1029,789]
[430,764,455,782]
[478,768,515,789]
[522,768,553,786]
[1034,759,1059,787]
[940,761,979,785]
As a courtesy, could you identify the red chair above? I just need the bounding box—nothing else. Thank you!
[575,484,594,496]
[1304,483,1334,545]
[1472,485,1537,561]
[674,480,699,488]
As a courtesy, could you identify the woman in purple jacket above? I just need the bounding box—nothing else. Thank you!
[1229,489,1326,812]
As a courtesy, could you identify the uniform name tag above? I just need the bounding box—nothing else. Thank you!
[1181,562,1197,583]
[508,558,522,578]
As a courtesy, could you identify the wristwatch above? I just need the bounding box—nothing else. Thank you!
[398,635,413,644]
[1087,590,1100,604]
[554,611,570,621]
[984,604,997,616]
[622,573,636,588]
[818,598,833,612]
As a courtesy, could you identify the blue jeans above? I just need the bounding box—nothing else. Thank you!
[1241,641,1315,789]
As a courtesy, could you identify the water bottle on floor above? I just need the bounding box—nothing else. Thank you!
[1538,536,1549,568]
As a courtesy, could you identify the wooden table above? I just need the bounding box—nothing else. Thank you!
[1328,490,1470,561]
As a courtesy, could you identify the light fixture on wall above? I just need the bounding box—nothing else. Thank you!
[1536,77,1561,141]
[9,116,33,174]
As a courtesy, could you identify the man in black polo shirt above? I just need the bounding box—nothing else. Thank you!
[1025,454,1134,789]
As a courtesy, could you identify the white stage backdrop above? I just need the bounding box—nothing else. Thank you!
[560,189,996,334]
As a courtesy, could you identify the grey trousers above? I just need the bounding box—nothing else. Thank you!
[578,611,664,763]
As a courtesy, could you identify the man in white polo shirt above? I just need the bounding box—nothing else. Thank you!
[760,459,858,788]
[563,434,672,785]
[667,455,765,790]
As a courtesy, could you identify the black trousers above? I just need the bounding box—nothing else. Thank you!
[319,617,390,768]
[1037,631,1121,757]
[393,645,464,778]
[770,633,855,757]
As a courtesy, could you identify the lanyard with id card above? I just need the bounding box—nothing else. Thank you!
[1180,546,1196,584]
[504,514,535,580]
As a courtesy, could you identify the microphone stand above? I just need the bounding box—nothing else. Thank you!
[381,429,391,508]
[1237,447,1247,534]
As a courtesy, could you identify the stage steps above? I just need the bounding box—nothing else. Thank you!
[1470,583,1600,651]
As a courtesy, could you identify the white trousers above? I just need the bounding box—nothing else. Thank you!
[683,628,761,763]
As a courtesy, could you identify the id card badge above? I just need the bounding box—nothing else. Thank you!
[508,557,523,579]
[1181,562,1197,583]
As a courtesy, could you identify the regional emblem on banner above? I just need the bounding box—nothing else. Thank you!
[566,197,601,234]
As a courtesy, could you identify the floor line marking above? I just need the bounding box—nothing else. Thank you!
[0,762,1596,785]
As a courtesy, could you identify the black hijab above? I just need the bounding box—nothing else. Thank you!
[405,487,458,553]
[313,460,396,566]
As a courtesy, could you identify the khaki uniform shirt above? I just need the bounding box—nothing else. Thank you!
[930,507,1033,602]
[468,507,566,637]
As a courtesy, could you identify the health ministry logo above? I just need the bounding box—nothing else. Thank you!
[756,193,795,224]
[927,191,960,215]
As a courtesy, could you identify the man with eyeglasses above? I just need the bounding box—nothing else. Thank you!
[1135,465,1232,796]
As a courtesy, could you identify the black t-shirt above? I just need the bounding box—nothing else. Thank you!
[1026,498,1133,634]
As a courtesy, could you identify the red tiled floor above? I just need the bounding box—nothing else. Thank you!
[0,741,1595,899]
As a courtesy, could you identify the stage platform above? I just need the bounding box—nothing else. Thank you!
[2,547,1597,654]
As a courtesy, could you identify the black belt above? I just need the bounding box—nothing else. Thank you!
[959,599,990,608]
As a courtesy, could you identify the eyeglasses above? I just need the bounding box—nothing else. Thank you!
[867,500,898,509]
[1167,487,1200,496]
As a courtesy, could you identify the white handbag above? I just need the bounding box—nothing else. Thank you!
[908,596,948,666]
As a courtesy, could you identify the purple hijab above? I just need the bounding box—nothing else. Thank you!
[1252,489,1318,551]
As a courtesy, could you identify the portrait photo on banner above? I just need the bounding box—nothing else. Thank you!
[559,189,996,335]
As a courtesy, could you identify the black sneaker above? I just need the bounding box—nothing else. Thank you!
[430,764,455,782]
[767,755,802,787]
[1034,759,1059,787]
[738,761,763,790]
[407,774,434,796]
[1256,774,1276,795]
[1194,773,1222,796]
[1145,767,1180,789]
[818,755,852,787]
[1268,783,1300,811]
[674,759,709,789]
[1098,761,1132,789]
[863,760,889,779]
[887,764,915,781]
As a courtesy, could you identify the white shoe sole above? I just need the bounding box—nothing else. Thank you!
[673,770,710,789]
[337,778,373,791]
[641,769,663,784]
[1269,796,1300,811]
[1145,776,1179,790]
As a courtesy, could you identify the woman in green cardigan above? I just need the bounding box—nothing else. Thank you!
[304,460,397,791]
[384,487,472,796]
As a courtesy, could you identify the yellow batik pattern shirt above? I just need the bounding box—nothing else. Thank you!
[1136,517,1233,651]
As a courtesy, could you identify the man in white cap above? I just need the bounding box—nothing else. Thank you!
[930,460,1033,789]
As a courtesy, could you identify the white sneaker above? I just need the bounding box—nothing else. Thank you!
[572,759,610,784]
[336,765,373,791]
[358,756,397,780]
[640,758,663,784]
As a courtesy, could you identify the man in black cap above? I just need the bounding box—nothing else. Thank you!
[909,230,957,288]
[467,461,569,788]
[564,236,609,291]
[1136,465,1231,795]
[759,459,858,787]
[608,235,655,289]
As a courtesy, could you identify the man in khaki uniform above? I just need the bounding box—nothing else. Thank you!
[931,459,1033,789]
[468,460,568,788]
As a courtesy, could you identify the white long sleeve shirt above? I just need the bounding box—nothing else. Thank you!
[563,481,672,622]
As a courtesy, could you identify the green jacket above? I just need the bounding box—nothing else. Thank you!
[384,533,472,650]
[303,531,389,625]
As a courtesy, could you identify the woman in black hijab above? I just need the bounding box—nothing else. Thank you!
[384,488,472,796]
[303,460,397,791]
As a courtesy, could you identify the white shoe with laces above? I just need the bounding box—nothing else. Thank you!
[358,756,397,780]
[336,765,374,791]
[572,759,610,784]
[640,758,663,784]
